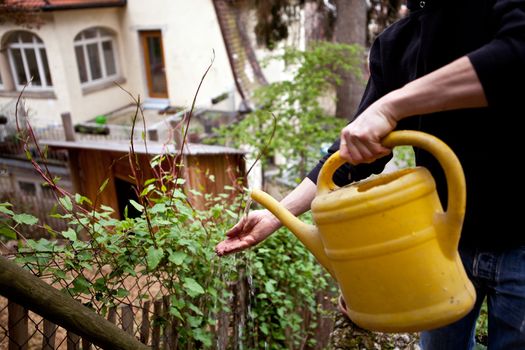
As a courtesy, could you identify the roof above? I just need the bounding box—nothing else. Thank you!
[6,0,126,11]
[0,157,70,175]
[40,139,246,156]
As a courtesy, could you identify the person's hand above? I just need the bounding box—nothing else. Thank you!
[340,102,398,164]
[215,209,281,256]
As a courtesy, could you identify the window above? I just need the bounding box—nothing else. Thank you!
[18,181,37,196]
[74,28,119,86]
[6,31,53,91]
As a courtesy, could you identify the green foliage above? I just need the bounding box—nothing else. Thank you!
[244,212,335,349]
[392,145,416,169]
[215,42,364,182]
[476,298,488,346]
[5,182,239,347]
[2,170,331,348]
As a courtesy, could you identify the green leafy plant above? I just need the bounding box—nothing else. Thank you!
[475,298,488,346]
[244,212,335,349]
[215,42,364,183]
[3,178,331,348]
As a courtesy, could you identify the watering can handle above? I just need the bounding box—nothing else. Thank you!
[317,130,466,221]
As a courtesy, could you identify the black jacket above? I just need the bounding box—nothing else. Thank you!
[307,0,525,248]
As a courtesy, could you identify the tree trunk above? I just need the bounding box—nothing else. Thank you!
[333,0,367,120]
[304,1,329,46]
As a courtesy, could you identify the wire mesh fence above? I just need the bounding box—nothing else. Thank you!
[0,244,334,350]
[0,247,228,350]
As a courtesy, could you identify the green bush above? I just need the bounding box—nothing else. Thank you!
[1,175,331,349]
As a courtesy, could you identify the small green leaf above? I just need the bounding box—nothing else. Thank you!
[13,213,38,225]
[147,246,164,270]
[71,276,91,295]
[116,288,130,298]
[140,184,155,197]
[61,228,77,242]
[188,303,203,315]
[187,315,202,328]
[0,203,14,216]
[74,193,92,205]
[100,204,114,213]
[150,203,167,214]
[59,196,73,211]
[129,200,144,212]
[183,278,205,298]
[260,323,269,335]
[98,178,109,194]
[52,269,66,280]
[192,328,212,347]
[169,306,183,320]
[264,280,276,293]
[225,209,238,219]
[168,251,187,265]
[0,226,16,239]
[144,178,156,186]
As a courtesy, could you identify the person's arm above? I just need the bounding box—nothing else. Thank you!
[215,178,316,256]
[339,56,488,164]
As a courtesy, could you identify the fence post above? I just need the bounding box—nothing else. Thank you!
[8,301,28,350]
[82,338,92,350]
[140,301,151,345]
[108,306,117,324]
[151,299,162,350]
[42,319,57,350]
[162,295,174,350]
[233,267,249,350]
[66,331,80,350]
[121,305,134,335]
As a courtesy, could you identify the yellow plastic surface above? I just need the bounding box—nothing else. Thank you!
[251,131,476,332]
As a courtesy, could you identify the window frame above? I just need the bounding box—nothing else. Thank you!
[74,27,120,88]
[6,31,53,92]
[17,180,37,196]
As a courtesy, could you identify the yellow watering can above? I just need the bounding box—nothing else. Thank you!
[251,130,476,333]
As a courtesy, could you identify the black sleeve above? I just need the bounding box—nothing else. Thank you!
[467,0,525,109]
[306,40,391,186]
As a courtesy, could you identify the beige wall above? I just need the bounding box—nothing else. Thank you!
[0,0,238,128]
[122,0,237,109]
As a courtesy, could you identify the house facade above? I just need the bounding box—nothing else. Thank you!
[0,0,241,128]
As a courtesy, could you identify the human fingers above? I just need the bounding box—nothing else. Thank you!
[225,217,246,238]
[340,130,390,164]
[215,236,257,256]
[226,212,261,238]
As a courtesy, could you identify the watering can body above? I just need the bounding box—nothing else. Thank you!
[251,131,476,333]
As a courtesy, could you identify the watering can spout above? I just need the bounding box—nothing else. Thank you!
[250,189,336,278]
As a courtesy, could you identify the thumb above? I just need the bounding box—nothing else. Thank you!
[226,216,248,238]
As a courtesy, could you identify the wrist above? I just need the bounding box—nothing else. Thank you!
[378,88,409,123]
[264,210,283,230]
